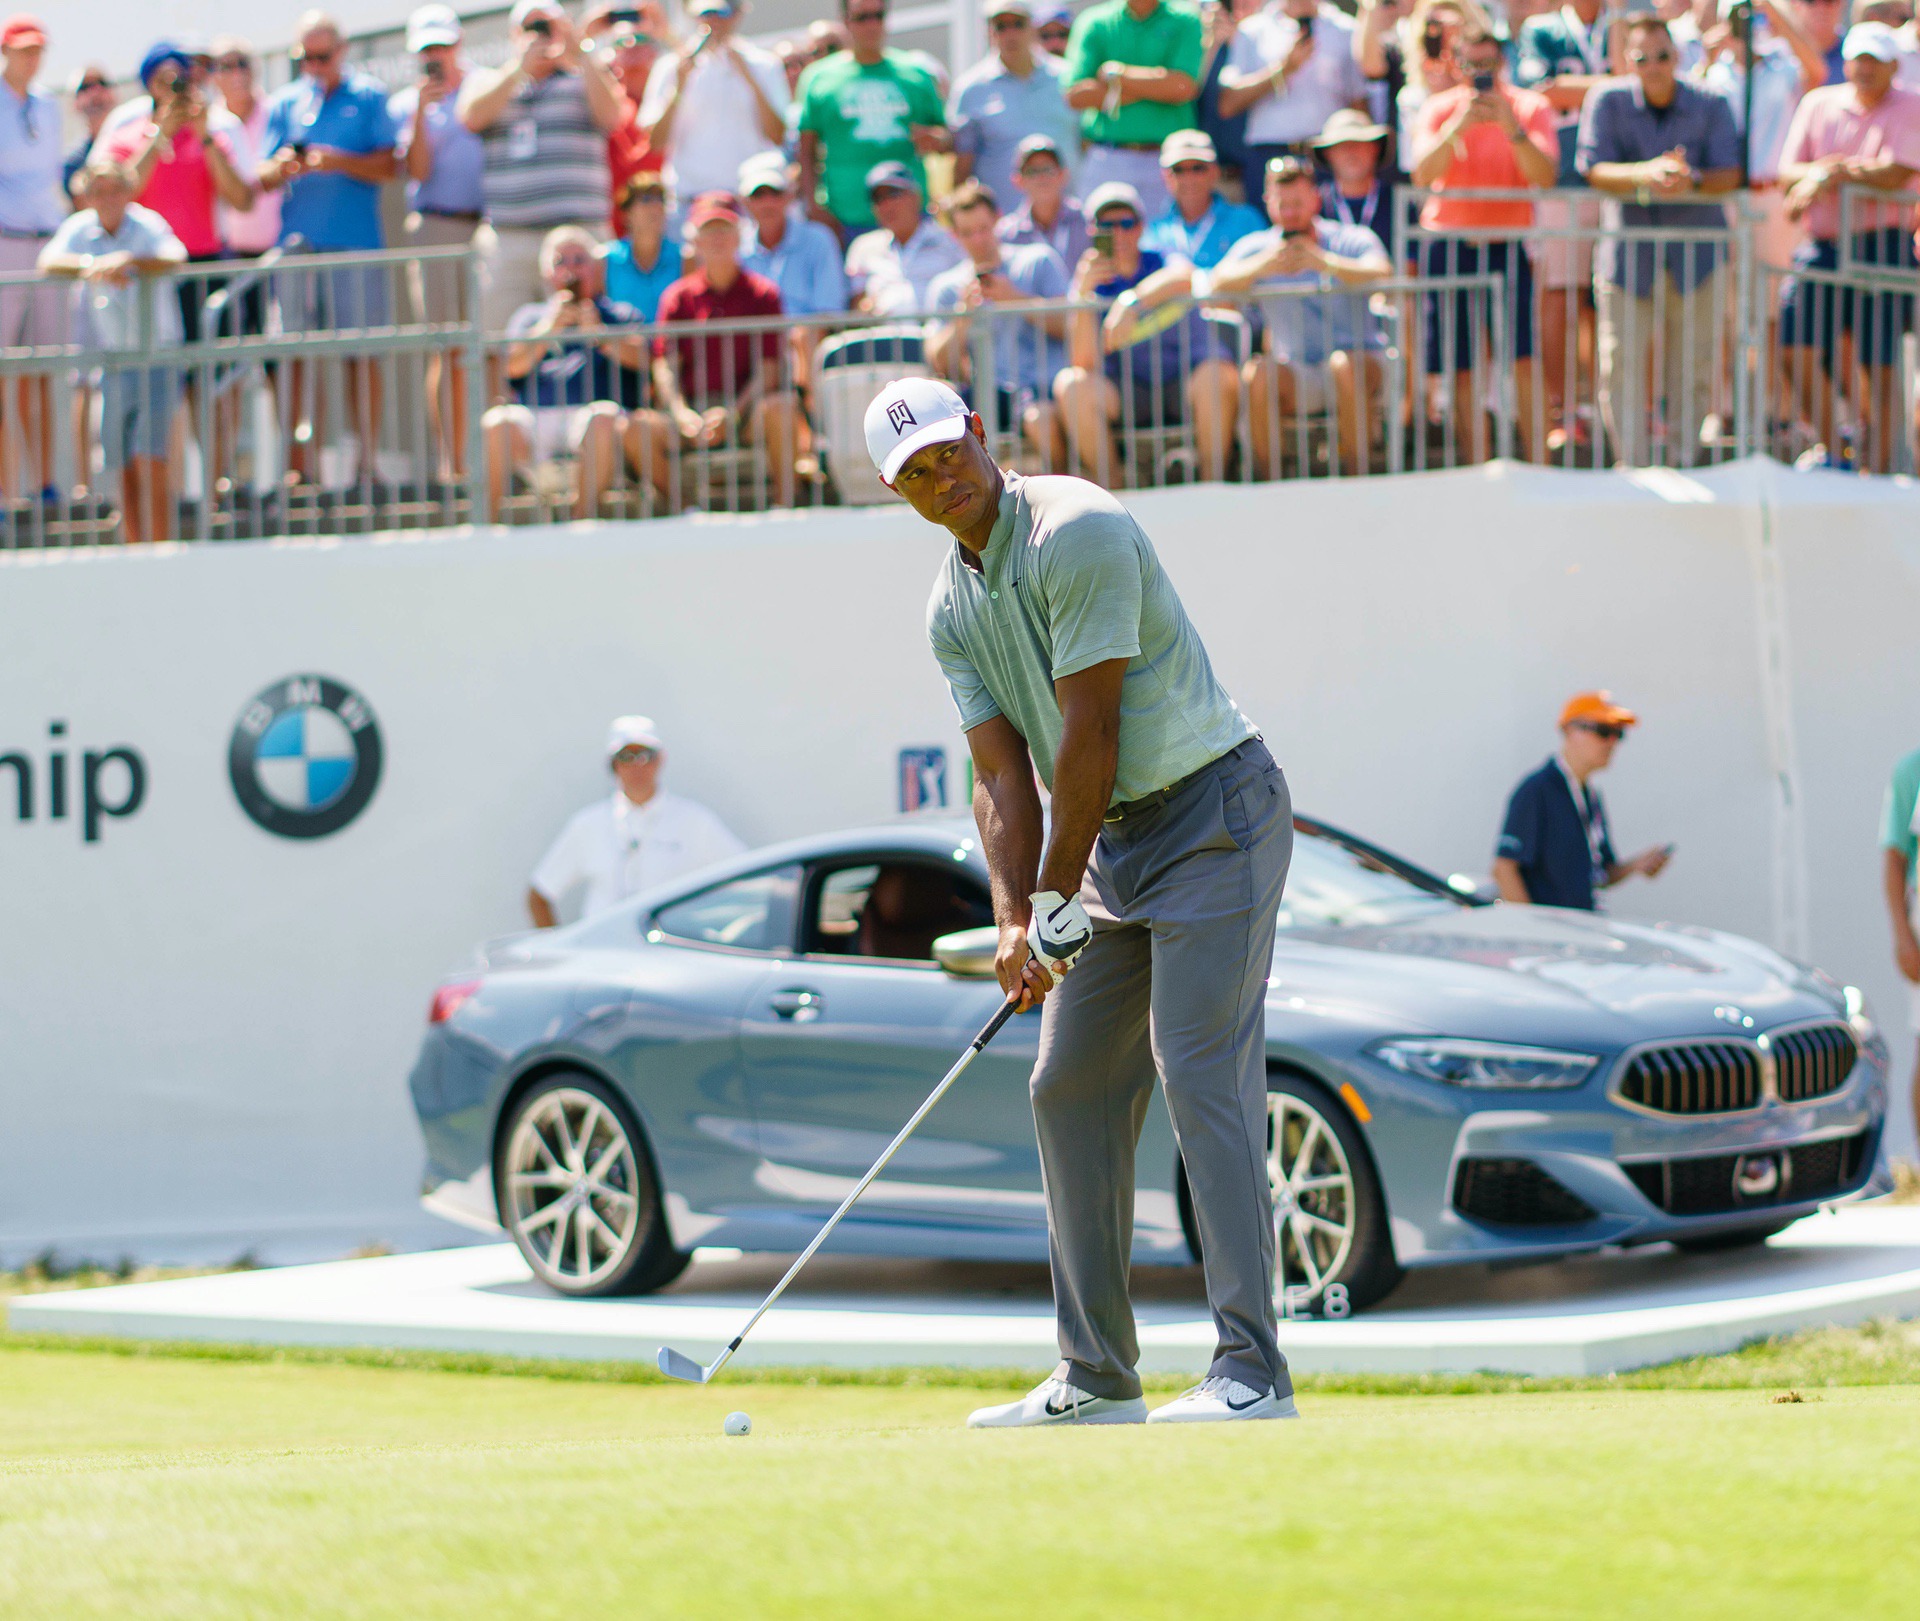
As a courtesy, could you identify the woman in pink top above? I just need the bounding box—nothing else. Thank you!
[103,47,253,340]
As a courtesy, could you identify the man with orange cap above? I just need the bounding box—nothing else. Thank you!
[1493,691,1672,910]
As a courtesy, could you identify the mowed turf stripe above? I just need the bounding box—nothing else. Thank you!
[0,1352,1915,1620]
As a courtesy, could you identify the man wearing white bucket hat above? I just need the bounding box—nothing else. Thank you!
[527,716,746,926]
[865,375,1298,1428]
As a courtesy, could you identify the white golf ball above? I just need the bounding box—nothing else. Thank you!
[723,1411,752,1437]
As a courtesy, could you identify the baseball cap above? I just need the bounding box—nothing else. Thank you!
[1015,132,1065,168]
[1084,180,1145,222]
[406,4,462,51]
[511,0,563,27]
[866,377,973,480]
[1313,107,1389,148]
[865,159,920,195]
[1160,128,1216,166]
[607,716,665,757]
[138,42,193,87]
[1,13,45,47]
[687,189,742,227]
[691,0,735,15]
[1037,3,1072,24]
[1559,691,1638,729]
[1843,20,1901,59]
[985,0,1034,15]
[738,152,791,194]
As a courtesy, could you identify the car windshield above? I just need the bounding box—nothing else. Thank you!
[1276,826,1465,931]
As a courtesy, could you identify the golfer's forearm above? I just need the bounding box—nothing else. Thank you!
[974,774,1044,924]
[1038,726,1118,899]
[1491,857,1530,904]
[1885,848,1914,938]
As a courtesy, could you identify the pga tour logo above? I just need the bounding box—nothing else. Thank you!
[228,675,383,840]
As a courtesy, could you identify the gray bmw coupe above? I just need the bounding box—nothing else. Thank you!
[409,815,1892,1314]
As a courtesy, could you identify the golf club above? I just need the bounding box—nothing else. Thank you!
[658,991,1024,1385]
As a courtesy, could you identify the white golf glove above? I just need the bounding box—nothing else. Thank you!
[1026,890,1092,976]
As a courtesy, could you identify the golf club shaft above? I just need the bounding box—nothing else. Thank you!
[699,994,1023,1381]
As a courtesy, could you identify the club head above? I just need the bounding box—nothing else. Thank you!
[657,1344,711,1383]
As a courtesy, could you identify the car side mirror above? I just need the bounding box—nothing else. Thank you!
[932,925,1001,979]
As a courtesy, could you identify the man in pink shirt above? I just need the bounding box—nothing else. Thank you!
[1409,26,1558,463]
[1777,20,1920,470]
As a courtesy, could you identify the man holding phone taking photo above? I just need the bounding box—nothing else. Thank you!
[638,0,789,214]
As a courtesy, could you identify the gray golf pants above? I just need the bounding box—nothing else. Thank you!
[1032,738,1293,1401]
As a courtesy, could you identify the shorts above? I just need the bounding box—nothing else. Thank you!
[1420,235,1535,373]
[0,232,62,346]
[1778,229,1917,373]
[276,261,393,334]
[527,402,610,461]
[1103,369,1186,428]
[404,210,480,326]
[98,366,178,470]
[1530,193,1600,289]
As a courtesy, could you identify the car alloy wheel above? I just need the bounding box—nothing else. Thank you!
[504,1085,647,1292]
[1268,1090,1358,1309]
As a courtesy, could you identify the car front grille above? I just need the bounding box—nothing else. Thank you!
[1618,1040,1764,1115]
[1453,1158,1597,1227]
[1623,1128,1874,1217]
[1770,1023,1859,1103]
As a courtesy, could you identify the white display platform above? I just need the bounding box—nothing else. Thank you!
[12,1205,1920,1378]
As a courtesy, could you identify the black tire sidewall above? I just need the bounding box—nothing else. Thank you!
[494,1072,685,1297]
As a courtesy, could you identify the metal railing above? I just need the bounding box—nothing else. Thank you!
[0,197,1913,549]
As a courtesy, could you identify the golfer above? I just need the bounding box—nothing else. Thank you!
[865,377,1296,1427]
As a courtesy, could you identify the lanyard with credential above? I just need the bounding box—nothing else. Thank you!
[1331,185,1381,236]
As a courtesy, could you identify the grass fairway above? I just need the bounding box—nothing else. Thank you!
[1,1345,1918,1619]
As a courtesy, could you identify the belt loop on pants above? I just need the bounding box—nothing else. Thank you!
[1102,736,1264,823]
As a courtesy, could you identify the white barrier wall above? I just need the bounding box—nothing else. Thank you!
[1,460,1914,1262]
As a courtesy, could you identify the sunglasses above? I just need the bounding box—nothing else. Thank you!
[1627,48,1673,62]
[1572,721,1628,741]
[78,77,112,91]
[991,14,1031,27]
[1169,161,1212,175]
[215,56,252,71]
[1039,23,1071,35]
[613,746,659,765]
[1096,213,1140,229]
[847,9,888,21]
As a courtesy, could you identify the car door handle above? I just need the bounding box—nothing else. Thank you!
[769,988,825,1023]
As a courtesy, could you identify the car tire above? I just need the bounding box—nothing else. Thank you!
[1672,1219,1793,1254]
[1177,1071,1403,1316]
[495,1073,691,1298]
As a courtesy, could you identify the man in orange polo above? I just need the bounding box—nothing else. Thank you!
[1493,691,1673,910]
[1408,26,1557,463]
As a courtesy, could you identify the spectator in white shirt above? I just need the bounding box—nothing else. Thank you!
[638,0,789,212]
[845,159,965,313]
[1219,0,1369,176]
[528,716,746,926]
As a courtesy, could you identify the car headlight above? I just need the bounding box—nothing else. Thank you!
[1843,985,1889,1063]
[1368,1037,1600,1089]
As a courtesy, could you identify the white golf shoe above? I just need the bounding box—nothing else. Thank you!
[1147,1375,1300,1423]
[966,1376,1149,1428]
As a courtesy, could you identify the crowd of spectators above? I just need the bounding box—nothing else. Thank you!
[4,0,1920,537]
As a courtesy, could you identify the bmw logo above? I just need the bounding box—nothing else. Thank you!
[229,675,383,840]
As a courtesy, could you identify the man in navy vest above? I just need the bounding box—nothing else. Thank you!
[1494,690,1672,909]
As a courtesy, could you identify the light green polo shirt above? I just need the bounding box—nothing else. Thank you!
[926,471,1255,806]
[1064,0,1204,149]
[1881,746,1920,887]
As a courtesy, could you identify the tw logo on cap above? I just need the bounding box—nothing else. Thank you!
[887,400,917,433]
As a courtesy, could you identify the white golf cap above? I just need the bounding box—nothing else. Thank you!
[511,0,563,27]
[738,152,791,194]
[1843,20,1901,59]
[1160,128,1217,166]
[607,715,665,756]
[406,3,462,50]
[1083,180,1145,222]
[866,378,973,481]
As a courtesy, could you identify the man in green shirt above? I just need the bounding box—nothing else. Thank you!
[1064,0,1205,219]
[865,375,1298,1429]
[1879,745,1920,1151]
[795,0,948,236]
